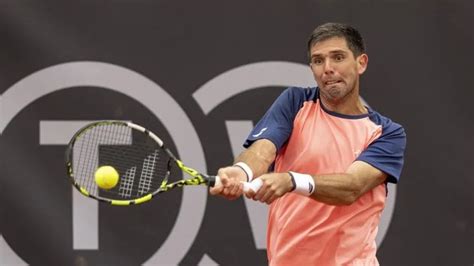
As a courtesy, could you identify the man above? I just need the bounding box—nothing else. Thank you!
[210,22,406,265]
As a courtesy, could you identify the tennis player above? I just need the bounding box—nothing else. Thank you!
[210,22,406,265]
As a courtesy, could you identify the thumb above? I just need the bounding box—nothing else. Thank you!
[209,184,223,195]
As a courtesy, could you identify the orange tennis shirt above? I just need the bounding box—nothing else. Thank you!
[244,87,406,265]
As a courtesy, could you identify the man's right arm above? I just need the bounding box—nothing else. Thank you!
[209,139,277,199]
[235,139,277,178]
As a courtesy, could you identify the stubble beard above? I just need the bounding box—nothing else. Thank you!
[321,82,355,105]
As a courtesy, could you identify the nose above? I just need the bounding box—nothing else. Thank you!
[323,60,334,75]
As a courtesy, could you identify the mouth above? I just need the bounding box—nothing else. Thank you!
[324,80,342,86]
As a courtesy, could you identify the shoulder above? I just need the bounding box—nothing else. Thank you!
[359,109,407,183]
[367,109,406,138]
[275,87,318,109]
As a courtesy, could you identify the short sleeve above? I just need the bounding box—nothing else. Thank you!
[243,87,310,151]
[357,117,407,183]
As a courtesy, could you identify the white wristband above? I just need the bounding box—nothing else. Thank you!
[288,171,315,196]
[233,162,254,182]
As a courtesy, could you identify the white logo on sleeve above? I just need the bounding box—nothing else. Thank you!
[252,127,267,137]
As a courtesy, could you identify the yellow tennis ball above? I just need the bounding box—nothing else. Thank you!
[95,166,119,190]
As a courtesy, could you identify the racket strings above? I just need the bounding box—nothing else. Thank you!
[118,166,136,198]
[71,124,179,200]
[137,149,159,195]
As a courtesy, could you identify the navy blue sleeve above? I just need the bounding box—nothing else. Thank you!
[243,87,309,151]
[357,115,407,184]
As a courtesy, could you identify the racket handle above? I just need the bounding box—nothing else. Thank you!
[242,178,263,193]
[209,176,222,187]
[212,176,263,193]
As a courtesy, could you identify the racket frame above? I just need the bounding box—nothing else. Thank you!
[65,120,217,206]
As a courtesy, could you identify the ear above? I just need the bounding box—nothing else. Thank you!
[357,54,368,74]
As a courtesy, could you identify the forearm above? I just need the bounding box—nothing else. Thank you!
[234,139,276,179]
[307,161,387,205]
[310,173,364,205]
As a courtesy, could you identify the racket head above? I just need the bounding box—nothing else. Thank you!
[65,120,180,205]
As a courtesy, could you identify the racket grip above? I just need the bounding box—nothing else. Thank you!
[242,178,263,193]
[212,176,262,193]
[210,176,221,187]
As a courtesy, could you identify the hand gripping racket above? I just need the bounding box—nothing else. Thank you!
[65,120,225,206]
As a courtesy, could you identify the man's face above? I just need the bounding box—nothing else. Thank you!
[309,37,368,103]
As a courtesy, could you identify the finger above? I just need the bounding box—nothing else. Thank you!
[222,186,233,197]
[259,189,274,203]
[225,184,239,196]
[222,183,240,200]
[244,188,256,199]
[253,185,267,201]
[265,194,279,205]
[209,187,221,195]
[209,184,223,195]
[229,182,241,196]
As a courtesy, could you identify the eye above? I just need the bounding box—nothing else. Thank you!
[312,58,323,65]
[334,54,345,61]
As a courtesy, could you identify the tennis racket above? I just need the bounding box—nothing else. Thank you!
[65,120,260,206]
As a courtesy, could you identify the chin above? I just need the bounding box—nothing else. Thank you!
[327,86,344,96]
[321,86,350,102]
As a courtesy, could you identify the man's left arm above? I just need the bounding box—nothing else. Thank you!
[309,160,387,205]
[247,160,387,205]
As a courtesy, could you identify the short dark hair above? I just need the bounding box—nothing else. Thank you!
[307,23,366,61]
